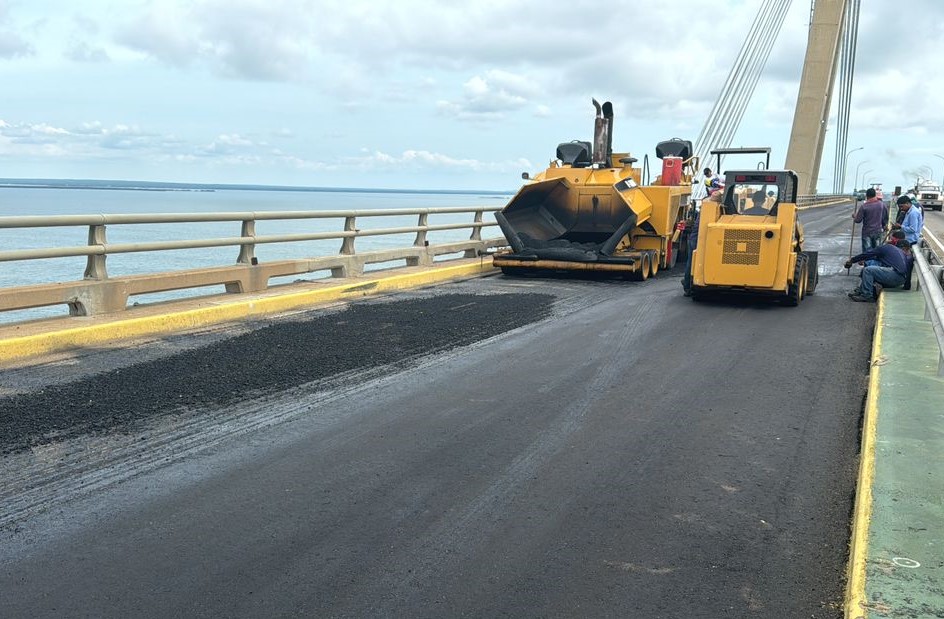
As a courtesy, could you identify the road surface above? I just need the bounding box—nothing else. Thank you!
[0,202,874,618]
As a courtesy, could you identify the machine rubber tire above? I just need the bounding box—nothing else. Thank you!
[801,251,819,295]
[631,253,650,281]
[784,255,807,306]
[648,250,659,278]
[806,258,819,294]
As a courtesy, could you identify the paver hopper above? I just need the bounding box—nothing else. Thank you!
[494,100,695,279]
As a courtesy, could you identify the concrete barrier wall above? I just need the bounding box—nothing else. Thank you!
[0,207,505,317]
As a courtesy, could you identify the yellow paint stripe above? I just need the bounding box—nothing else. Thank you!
[845,294,884,619]
[0,260,496,363]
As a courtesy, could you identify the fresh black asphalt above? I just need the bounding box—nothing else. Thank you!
[0,202,875,618]
[0,293,553,452]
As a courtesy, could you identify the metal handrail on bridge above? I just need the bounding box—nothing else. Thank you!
[913,229,944,376]
[0,207,504,317]
[795,193,850,209]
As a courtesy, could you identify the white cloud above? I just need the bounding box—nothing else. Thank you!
[2,0,944,190]
[115,3,201,67]
[0,0,33,58]
[347,148,532,173]
[438,70,539,121]
[113,0,315,80]
[65,40,109,62]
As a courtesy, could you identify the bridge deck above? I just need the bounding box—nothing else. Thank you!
[0,202,941,617]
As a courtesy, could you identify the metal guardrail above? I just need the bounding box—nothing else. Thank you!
[795,194,851,209]
[0,207,504,317]
[914,229,944,376]
[0,194,858,321]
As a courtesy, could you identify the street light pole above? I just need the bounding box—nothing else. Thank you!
[841,146,863,193]
[858,168,873,193]
[854,160,869,192]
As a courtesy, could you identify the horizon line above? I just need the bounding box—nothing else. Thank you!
[0,177,516,196]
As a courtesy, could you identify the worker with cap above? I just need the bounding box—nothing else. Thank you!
[891,195,923,246]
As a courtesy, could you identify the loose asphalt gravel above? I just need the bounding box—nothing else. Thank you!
[0,292,554,453]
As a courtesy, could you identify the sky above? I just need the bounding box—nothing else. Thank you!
[1,0,943,192]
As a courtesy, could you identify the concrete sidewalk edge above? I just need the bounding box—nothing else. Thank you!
[844,295,884,619]
[0,259,497,364]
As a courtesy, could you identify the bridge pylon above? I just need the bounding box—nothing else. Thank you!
[785,0,849,195]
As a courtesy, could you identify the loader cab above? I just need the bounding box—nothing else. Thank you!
[689,167,813,304]
[721,170,798,215]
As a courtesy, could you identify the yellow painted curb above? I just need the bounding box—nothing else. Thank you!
[0,259,496,363]
[844,294,884,619]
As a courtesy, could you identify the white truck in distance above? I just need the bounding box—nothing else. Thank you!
[916,180,943,211]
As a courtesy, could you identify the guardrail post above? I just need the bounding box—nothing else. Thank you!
[75,223,129,316]
[333,216,364,277]
[340,216,356,255]
[236,219,256,264]
[226,218,267,293]
[470,211,483,241]
[462,211,487,258]
[414,213,428,247]
[408,212,432,267]
[83,224,108,280]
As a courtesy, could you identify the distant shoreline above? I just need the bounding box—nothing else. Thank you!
[0,178,514,196]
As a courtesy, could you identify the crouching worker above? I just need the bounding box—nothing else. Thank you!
[844,237,910,302]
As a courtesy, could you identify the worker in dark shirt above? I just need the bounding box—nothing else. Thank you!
[843,238,909,302]
[853,187,887,252]
[890,231,915,290]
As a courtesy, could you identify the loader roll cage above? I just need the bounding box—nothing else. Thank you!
[709,147,772,173]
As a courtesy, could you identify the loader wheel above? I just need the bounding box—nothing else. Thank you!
[807,269,818,295]
[784,255,807,306]
[804,253,819,294]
